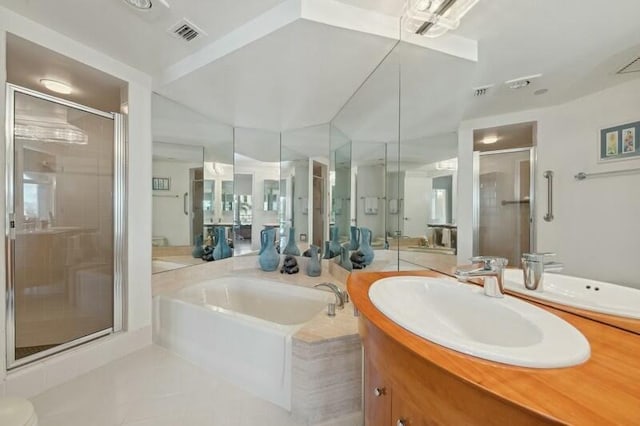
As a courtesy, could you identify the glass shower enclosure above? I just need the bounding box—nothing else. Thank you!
[474,148,535,267]
[5,85,124,368]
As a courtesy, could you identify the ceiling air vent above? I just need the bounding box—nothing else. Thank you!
[473,85,493,97]
[617,57,640,75]
[169,19,206,42]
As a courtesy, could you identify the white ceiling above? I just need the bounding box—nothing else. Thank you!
[0,0,287,74]
[4,0,640,142]
[156,19,397,130]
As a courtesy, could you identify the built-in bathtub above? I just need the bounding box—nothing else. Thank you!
[153,277,331,410]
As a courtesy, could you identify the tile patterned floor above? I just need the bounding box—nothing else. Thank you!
[31,345,362,426]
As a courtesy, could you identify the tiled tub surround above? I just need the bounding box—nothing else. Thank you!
[154,277,331,410]
[152,255,363,424]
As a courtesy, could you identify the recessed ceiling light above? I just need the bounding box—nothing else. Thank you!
[40,79,72,95]
[481,136,499,145]
[122,0,152,10]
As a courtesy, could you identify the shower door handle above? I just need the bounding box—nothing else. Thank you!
[544,170,554,222]
[183,192,189,216]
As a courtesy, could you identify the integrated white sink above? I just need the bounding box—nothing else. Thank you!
[369,276,590,368]
[503,269,640,320]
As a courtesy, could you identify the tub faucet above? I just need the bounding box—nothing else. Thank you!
[456,256,508,298]
[314,283,346,316]
[521,253,564,292]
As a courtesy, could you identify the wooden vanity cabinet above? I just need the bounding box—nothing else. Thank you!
[360,316,555,426]
[363,355,390,426]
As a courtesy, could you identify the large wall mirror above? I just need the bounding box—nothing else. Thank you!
[281,124,330,252]
[233,127,280,256]
[151,94,233,272]
[330,46,401,269]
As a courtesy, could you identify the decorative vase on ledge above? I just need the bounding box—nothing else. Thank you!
[329,226,341,257]
[360,227,374,265]
[259,227,280,271]
[213,227,232,260]
[282,227,301,256]
[339,244,353,272]
[306,245,322,277]
[323,241,332,259]
[192,234,204,258]
[348,226,360,251]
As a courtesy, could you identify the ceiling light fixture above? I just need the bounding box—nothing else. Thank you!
[122,0,152,10]
[15,119,88,145]
[40,79,72,95]
[403,0,480,38]
[481,136,499,145]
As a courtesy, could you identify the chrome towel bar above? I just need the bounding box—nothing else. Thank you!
[575,167,640,180]
[543,170,554,222]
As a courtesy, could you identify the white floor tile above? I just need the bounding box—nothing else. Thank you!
[31,345,361,426]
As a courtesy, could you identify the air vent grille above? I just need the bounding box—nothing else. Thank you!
[617,57,640,74]
[473,85,493,97]
[169,19,206,42]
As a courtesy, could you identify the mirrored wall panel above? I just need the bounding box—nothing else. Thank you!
[395,41,474,273]
[233,127,280,256]
[281,124,330,253]
[151,94,233,272]
[331,45,400,269]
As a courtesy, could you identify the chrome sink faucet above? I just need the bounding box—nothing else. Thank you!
[314,282,347,316]
[456,256,509,298]
[521,253,564,292]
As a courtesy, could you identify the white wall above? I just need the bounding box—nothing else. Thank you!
[0,5,153,386]
[459,79,640,288]
[152,160,201,246]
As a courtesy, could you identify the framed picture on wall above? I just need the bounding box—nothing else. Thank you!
[152,177,171,191]
[599,121,640,162]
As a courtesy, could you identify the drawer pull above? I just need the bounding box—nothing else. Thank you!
[373,387,386,397]
[397,420,406,426]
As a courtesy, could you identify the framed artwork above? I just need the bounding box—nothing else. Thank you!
[152,177,171,191]
[600,121,640,162]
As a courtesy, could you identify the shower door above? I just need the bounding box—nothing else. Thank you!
[5,85,124,368]
[475,148,535,267]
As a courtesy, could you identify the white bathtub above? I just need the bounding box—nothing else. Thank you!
[153,277,331,410]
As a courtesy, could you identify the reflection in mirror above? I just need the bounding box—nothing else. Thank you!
[331,45,400,269]
[393,41,475,273]
[203,133,234,257]
[330,127,351,250]
[234,128,280,256]
[221,180,233,212]
[151,94,233,273]
[281,125,330,252]
[263,180,279,211]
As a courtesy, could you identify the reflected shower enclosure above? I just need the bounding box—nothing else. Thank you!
[5,85,124,368]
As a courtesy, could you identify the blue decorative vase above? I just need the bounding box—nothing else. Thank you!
[192,234,204,258]
[348,226,360,251]
[323,241,332,259]
[282,227,301,256]
[306,245,322,277]
[329,226,341,258]
[339,245,353,272]
[213,227,232,260]
[259,227,280,271]
[360,227,374,265]
[259,228,267,255]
